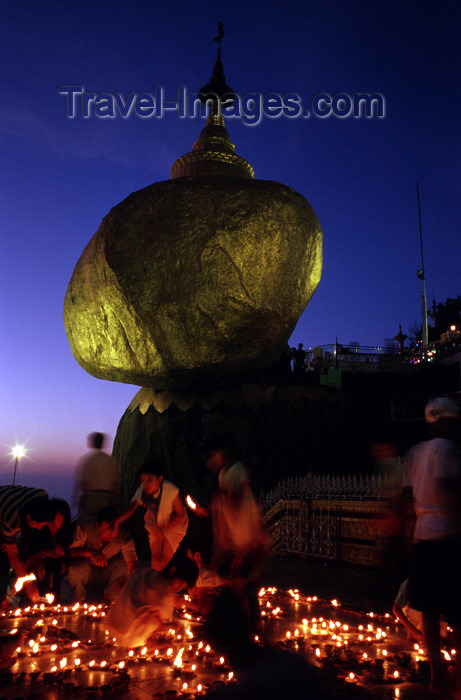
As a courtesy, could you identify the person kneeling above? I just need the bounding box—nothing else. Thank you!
[68,506,137,602]
[105,558,198,648]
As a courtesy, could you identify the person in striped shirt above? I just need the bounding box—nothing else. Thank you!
[0,485,54,604]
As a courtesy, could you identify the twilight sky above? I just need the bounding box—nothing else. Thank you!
[1,0,460,500]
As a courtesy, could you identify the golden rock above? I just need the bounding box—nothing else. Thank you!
[64,118,322,391]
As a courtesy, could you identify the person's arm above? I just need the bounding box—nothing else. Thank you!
[68,525,107,566]
[22,544,65,571]
[68,546,107,566]
[120,535,138,575]
[166,494,187,531]
[115,499,141,526]
[3,542,40,603]
[392,602,424,642]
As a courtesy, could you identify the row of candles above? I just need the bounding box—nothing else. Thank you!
[2,578,457,695]
[1,582,235,698]
[263,587,456,688]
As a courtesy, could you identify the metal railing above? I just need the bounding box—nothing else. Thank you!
[261,472,393,512]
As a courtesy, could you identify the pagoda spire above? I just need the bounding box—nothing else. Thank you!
[198,22,235,116]
[170,24,253,180]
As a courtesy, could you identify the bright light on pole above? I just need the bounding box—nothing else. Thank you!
[12,445,25,486]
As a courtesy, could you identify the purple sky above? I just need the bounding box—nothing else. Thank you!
[1,0,460,498]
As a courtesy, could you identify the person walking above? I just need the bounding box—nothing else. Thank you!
[73,433,117,521]
[403,397,461,697]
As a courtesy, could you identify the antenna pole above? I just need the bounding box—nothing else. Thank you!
[416,182,429,348]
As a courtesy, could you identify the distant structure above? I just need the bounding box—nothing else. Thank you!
[394,325,408,354]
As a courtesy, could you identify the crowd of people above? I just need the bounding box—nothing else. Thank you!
[0,432,272,660]
[1,398,461,698]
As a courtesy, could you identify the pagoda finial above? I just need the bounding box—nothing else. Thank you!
[198,22,235,115]
[214,22,224,60]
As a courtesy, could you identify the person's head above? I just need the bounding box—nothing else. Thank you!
[97,506,119,543]
[425,397,461,438]
[48,498,71,536]
[20,497,54,531]
[139,459,164,495]
[166,557,199,593]
[202,432,238,474]
[186,539,213,568]
[88,432,104,450]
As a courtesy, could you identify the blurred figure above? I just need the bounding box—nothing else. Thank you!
[18,498,72,599]
[370,440,407,608]
[73,432,117,521]
[68,506,137,602]
[203,432,270,628]
[392,577,425,643]
[187,545,224,617]
[0,485,54,604]
[403,397,461,696]
[116,459,188,572]
[392,577,447,644]
[292,342,307,377]
[105,558,198,647]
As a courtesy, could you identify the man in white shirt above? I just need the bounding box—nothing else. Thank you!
[73,433,117,521]
[403,397,461,696]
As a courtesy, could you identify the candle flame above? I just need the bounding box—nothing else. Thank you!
[186,495,197,510]
[174,647,184,668]
[14,573,36,592]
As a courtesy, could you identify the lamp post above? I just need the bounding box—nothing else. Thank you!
[12,445,25,486]
[416,183,429,349]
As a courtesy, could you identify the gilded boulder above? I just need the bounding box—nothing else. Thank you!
[63,175,322,391]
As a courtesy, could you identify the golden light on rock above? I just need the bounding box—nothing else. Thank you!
[63,117,322,392]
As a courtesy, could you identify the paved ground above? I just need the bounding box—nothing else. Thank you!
[1,556,457,699]
[262,554,391,611]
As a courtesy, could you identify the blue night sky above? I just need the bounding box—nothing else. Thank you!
[1,0,460,500]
